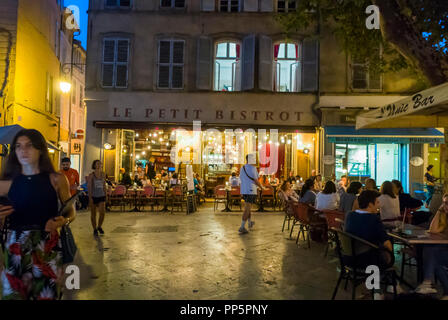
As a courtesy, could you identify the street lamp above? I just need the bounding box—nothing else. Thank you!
[59,80,72,93]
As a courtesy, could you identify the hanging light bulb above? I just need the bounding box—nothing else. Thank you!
[147,146,151,150]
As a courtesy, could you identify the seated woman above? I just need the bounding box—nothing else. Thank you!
[170,173,180,186]
[378,181,401,228]
[415,194,448,296]
[316,181,340,211]
[391,179,430,226]
[299,179,316,206]
[339,181,362,214]
[279,181,299,202]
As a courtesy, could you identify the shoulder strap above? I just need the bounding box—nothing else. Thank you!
[243,165,256,182]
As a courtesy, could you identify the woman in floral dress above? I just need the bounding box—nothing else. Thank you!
[0,129,75,300]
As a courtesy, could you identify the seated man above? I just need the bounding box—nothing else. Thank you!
[229,172,241,187]
[344,190,396,298]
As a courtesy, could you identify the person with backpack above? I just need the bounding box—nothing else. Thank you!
[238,154,265,234]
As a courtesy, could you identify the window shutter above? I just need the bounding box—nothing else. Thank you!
[105,0,118,7]
[158,40,171,88]
[301,38,318,92]
[201,0,215,11]
[172,41,184,64]
[196,36,213,90]
[369,69,381,90]
[243,0,258,11]
[103,40,115,62]
[258,35,273,91]
[116,65,128,87]
[119,0,131,7]
[102,65,114,87]
[117,40,129,62]
[172,41,184,88]
[159,41,171,63]
[241,34,255,91]
[352,64,367,89]
[260,0,273,11]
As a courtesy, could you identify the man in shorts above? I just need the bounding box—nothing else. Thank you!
[239,154,265,234]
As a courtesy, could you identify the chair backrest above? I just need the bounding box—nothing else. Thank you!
[143,185,155,197]
[112,185,126,196]
[285,199,295,217]
[262,186,274,196]
[323,210,345,229]
[215,185,226,197]
[230,186,240,196]
[172,185,183,196]
[292,202,312,224]
[332,228,378,260]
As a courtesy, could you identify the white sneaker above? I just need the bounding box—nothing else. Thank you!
[238,227,249,234]
[415,283,438,295]
[248,221,255,229]
[386,284,405,294]
[441,295,448,300]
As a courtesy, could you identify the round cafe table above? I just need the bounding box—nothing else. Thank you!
[220,187,232,212]
[129,188,144,212]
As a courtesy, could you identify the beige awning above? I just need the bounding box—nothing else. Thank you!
[356,82,448,129]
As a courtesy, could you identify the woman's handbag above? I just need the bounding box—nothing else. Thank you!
[60,223,77,264]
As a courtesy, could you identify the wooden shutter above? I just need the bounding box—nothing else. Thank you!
[158,40,171,88]
[241,34,255,91]
[301,38,319,92]
[260,0,273,11]
[102,39,115,87]
[258,35,273,91]
[244,0,258,11]
[196,36,213,90]
[172,41,184,88]
[201,0,215,11]
[116,40,129,87]
[105,0,118,7]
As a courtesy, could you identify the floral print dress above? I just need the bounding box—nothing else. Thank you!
[1,230,63,300]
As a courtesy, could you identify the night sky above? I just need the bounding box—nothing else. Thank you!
[64,0,89,49]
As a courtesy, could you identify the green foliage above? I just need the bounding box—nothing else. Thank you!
[276,0,447,75]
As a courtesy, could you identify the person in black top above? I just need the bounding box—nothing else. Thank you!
[146,157,156,182]
[119,168,132,186]
[344,190,393,270]
[392,180,430,225]
[0,129,75,300]
[425,165,438,207]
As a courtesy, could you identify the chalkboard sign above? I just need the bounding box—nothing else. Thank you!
[186,194,195,215]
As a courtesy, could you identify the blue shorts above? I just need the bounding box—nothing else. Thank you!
[242,194,257,204]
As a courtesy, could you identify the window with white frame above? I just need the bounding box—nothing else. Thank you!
[351,49,382,91]
[276,0,297,12]
[274,42,300,92]
[160,0,185,8]
[214,42,241,91]
[102,38,130,88]
[105,0,131,8]
[157,40,185,89]
[220,0,240,12]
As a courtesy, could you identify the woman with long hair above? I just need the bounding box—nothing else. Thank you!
[279,181,299,202]
[316,181,340,210]
[0,129,75,300]
[392,179,429,225]
[339,181,363,214]
[299,179,316,206]
[378,180,401,228]
[88,160,106,236]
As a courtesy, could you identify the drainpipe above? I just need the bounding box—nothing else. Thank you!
[311,4,323,173]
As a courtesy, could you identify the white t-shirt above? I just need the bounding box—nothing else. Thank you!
[378,194,401,226]
[315,192,340,211]
[239,164,259,195]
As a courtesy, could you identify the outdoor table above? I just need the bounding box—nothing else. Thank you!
[129,188,144,212]
[388,224,448,284]
[220,187,232,212]
[158,188,170,212]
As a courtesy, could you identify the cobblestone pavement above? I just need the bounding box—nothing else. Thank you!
[63,202,355,300]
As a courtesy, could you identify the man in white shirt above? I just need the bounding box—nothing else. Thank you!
[239,154,264,234]
[229,172,241,187]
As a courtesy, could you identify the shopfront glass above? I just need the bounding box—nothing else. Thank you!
[335,143,403,186]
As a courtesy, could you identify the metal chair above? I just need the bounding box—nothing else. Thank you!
[230,186,242,211]
[322,209,345,257]
[331,228,397,300]
[279,192,294,232]
[214,185,227,211]
[171,185,187,214]
[289,202,327,248]
[140,185,157,211]
[261,186,275,209]
[108,185,127,211]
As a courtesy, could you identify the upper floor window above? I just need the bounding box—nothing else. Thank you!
[276,0,297,12]
[102,38,130,88]
[274,42,300,92]
[160,0,185,8]
[220,0,240,12]
[214,42,241,91]
[157,40,185,89]
[351,49,382,91]
[105,0,131,8]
